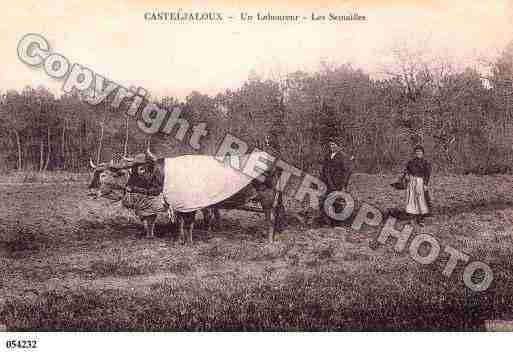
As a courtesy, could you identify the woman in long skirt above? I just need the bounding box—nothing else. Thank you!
[404,145,432,225]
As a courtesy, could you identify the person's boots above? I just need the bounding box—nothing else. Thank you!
[415,215,425,226]
[425,190,433,216]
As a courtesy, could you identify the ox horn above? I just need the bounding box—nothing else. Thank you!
[89,158,97,169]
[146,147,157,161]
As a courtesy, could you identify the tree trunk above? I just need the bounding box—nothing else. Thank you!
[39,140,44,171]
[61,120,66,170]
[71,148,75,173]
[44,126,51,171]
[79,120,83,169]
[124,116,129,156]
[374,127,381,172]
[13,130,22,171]
[97,120,104,164]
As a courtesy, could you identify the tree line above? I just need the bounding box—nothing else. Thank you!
[2,43,513,175]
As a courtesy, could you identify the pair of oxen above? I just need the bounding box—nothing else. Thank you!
[88,150,286,243]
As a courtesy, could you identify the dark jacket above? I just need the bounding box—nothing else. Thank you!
[320,151,353,191]
[405,158,431,185]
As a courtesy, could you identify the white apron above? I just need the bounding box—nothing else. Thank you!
[405,176,429,215]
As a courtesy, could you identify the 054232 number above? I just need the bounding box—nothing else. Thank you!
[5,340,37,349]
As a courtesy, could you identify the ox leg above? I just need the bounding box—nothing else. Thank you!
[142,215,156,238]
[147,214,156,238]
[202,207,221,231]
[187,218,195,245]
[178,214,186,244]
[142,218,150,238]
[202,208,212,231]
[180,212,195,245]
[213,207,221,230]
[187,212,196,244]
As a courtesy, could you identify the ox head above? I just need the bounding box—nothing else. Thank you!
[88,158,131,200]
[121,149,157,181]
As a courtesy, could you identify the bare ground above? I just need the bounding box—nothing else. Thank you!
[1,173,512,330]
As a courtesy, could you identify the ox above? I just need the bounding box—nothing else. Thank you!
[88,150,285,243]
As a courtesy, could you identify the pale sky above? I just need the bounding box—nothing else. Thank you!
[2,0,513,100]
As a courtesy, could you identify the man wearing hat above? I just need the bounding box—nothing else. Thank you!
[319,138,354,225]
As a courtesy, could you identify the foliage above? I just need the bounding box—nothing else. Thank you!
[2,42,513,175]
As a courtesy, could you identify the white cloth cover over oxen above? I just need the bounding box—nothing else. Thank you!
[162,152,273,213]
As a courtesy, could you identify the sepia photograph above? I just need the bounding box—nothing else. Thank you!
[1,0,513,349]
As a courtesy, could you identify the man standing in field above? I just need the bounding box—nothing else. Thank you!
[319,138,354,226]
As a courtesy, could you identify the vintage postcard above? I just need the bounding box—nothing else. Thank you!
[1,0,513,352]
